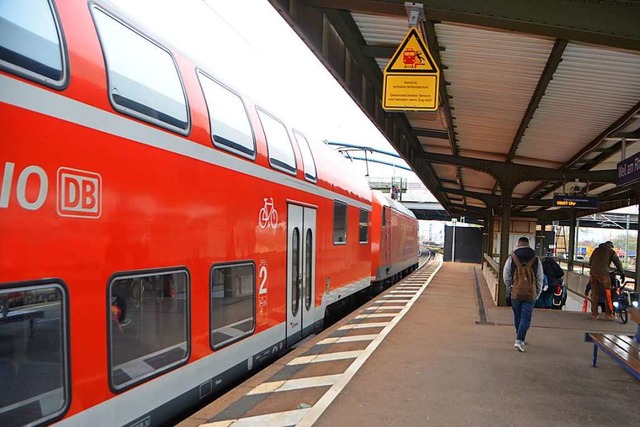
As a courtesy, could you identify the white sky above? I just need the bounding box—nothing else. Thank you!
[109,0,420,182]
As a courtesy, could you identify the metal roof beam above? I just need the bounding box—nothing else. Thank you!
[420,19,465,203]
[361,45,396,58]
[438,187,494,206]
[450,205,490,219]
[413,128,449,139]
[578,141,623,170]
[593,184,636,200]
[439,178,458,185]
[422,20,457,157]
[525,100,640,199]
[305,0,640,51]
[492,38,567,195]
[417,151,617,184]
[438,187,553,207]
[565,100,640,169]
[609,131,640,139]
[507,39,567,162]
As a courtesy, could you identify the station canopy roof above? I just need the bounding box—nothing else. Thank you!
[268,0,640,222]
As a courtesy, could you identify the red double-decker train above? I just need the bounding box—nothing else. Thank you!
[0,1,418,426]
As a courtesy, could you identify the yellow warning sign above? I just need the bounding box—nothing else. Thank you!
[383,27,440,111]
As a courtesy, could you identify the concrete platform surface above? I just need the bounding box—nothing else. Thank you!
[179,261,638,427]
[314,262,638,427]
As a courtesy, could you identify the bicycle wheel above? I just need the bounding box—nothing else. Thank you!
[269,209,278,228]
[620,308,628,324]
[258,207,268,228]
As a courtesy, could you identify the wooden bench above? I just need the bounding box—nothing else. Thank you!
[585,333,640,380]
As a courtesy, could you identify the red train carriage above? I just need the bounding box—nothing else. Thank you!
[0,1,378,426]
[370,191,419,287]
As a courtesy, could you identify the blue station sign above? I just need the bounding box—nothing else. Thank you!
[552,195,599,209]
[617,153,640,186]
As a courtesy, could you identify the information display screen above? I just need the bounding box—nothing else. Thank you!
[552,195,598,209]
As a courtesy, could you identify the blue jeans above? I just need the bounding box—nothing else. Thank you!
[511,298,535,342]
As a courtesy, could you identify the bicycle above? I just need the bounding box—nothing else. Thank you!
[610,272,633,324]
[258,197,278,229]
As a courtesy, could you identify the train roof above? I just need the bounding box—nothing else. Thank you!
[311,140,372,204]
[371,191,416,219]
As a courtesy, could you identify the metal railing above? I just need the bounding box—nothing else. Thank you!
[556,258,636,290]
[484,253,499,275]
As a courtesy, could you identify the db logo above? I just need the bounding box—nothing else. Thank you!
[57,168,102,218]
[0,162,102,219]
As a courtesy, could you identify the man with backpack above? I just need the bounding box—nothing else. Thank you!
[503,236,544,352]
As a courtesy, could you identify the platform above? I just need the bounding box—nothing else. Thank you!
[179,259,639,427]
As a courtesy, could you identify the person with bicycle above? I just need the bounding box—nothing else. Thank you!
[588,241,624,321]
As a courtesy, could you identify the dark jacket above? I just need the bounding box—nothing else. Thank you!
[508,247,540,276]
[542,257,564,286]
[589,243,624,275]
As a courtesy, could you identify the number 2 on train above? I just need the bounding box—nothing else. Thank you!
[259,265,268,295]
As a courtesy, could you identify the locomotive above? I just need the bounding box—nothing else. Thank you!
[0,1,419,426]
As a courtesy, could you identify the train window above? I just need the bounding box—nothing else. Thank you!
[359,209,369,243]
[210,263,255,349]
[293,131,317,183]
[257,108,297,175]
[91,6,189,134]
[382,207,387,227]
[198,71,256,159]
[0,0,67,87]
[333,201,347,245]
[108,270,189,391]
[0,282,69,426]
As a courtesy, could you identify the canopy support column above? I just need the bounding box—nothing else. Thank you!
[568,210,577,272]
[498,186,513,306]
[537,219,547,257]
[635,186,640,293]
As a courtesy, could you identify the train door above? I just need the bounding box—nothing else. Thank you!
[286,204,316,346]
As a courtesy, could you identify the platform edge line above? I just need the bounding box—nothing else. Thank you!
[295,256,444,427]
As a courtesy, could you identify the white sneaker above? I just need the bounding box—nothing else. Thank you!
[514,340,525,352]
